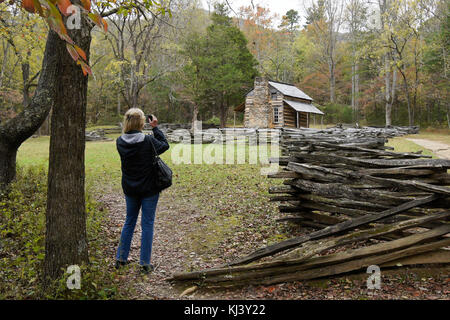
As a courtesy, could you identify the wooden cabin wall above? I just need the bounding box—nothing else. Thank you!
[283,105,297,128]
[269,92,284,128]
[299,112,308,128]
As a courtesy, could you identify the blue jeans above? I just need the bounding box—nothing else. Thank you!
[116,193,159,266]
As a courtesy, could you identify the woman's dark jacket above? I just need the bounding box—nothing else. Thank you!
[116,127,170,198]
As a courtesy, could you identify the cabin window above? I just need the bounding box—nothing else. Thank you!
[273,107,280,124]
[271,92,277,100]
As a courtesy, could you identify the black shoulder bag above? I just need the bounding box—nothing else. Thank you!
[148,136,172,192]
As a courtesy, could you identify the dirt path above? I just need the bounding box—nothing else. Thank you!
[100,192,204,299]
[406,138,450,160]
[99,191,450,300]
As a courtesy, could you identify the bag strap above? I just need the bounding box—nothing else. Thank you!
[147,134,159,163]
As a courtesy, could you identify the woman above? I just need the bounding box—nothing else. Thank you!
[115,108,169,274]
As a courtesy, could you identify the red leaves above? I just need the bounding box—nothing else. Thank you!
[88,12,108,33]
[67,43,91,75]
[19,0,95,76]
[66,43,79,61]
[22,0,36,13]
[101,17,108,32]
[75,45,87,62]
[77,60,92,76]
[80,0,90,11]
[57,0,72,16]
[66,43,87,63]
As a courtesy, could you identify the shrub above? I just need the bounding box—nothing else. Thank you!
[321,103,354,124]
[204,116,221,126]
[0,166,125,299]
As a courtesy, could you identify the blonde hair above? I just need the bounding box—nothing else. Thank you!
[123,108,146,133]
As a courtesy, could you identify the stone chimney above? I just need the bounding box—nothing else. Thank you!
[247,77,270,128]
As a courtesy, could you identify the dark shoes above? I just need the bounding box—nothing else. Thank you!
[141,264,155,274]
[115,260,130,270]
[115,260,154,274]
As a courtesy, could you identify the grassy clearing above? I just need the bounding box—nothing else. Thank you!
[404,130,450,145]
[17,135,123,191]
[386,137,437,158]
[17,136,287,265]
[11,131,449,298]
[86,125,121,131]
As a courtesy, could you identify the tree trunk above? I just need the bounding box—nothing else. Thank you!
[351,64,355,116]
[0,142,17,190]
[385,54,392,126]
[329,57,336,103]
[447,105,450,129]
[0,31,60,188]
[21,62,31,107]
[117,91,121,116]
[219,94,227,128]
[354,63,359,122]
[220,106,227,128]
[0,41,10,89]
[192,103,199,130]
[351,60,360,123]
[43,16,92,284]
[399,68,414,127]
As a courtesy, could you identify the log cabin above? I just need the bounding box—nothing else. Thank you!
[235,77,324,128]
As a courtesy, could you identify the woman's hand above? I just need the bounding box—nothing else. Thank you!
[150,115,158,128]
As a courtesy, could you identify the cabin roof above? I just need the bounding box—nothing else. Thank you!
[234,102,245,112]
[269,81,313,101]
[284,99,324,115]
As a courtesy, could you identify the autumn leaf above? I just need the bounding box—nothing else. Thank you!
[267,286,276,293]
[74,44,87,62]
[66,43,79,61]
[81,0,91,11]
[57,0,73,16]
[101,17,108,32]
[88,12,107,33]
[22,0,36,13]
[77,60,92,76]
[32,0,43,15]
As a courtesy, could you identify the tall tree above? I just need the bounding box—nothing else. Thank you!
[378,0,398,126]
[280,9,300,36]
[106,5,175,109]
[184,3,258,128]
[237,3,276,76]
[0,0,104,190]
[305,0,345,103]
[43,15,92,283]
[345,0,367,122]
[44,0,168,283]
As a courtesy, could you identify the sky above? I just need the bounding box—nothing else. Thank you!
[201,0,309,27]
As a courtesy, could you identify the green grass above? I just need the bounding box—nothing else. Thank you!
[17,135,123,192]
[404,131,450,145]
[17,136,286,264]
[386,137,436,158]
[11,131,449,298]
[86,125,121,131]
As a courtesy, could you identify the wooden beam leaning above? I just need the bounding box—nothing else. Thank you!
[170,222,450,284]
[228,195,440,266]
